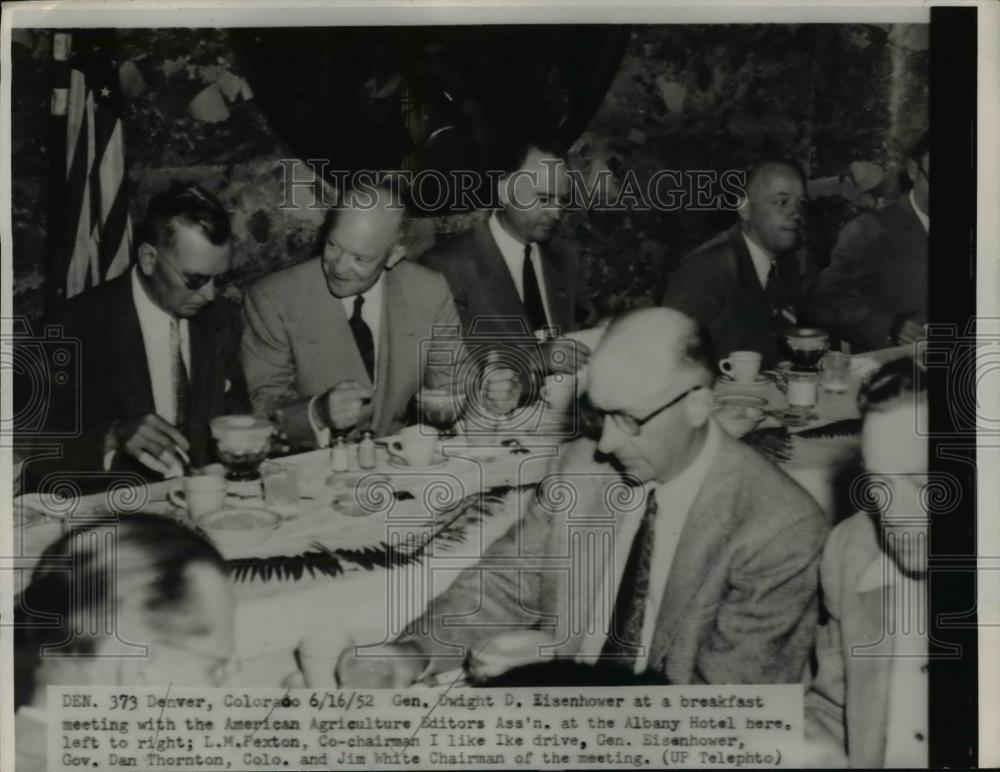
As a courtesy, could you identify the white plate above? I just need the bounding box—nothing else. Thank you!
[715,394,769,408]
[388,454,448,469]
[718,373,771,386]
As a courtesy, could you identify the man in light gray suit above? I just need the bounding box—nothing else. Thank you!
[337,307,828,686]
[241,184,462,446]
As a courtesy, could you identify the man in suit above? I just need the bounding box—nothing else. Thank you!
[805,358,928,768]
[24,182,247,489]
[241,184,464,446]
[810,133,929,352]
[662,158,808,367]
[420,139,593,376]
[337,307,828,687]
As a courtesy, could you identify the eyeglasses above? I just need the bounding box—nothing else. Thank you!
[583,384,704,437]
[158,251,231,292]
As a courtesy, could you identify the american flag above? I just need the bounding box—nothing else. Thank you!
[49,30,132,301]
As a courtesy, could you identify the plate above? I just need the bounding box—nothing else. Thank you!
[331,492,386,518]
[196,507,280,549]
[715,394,768,409]
[388,454,448,469]
[718,373,771,386]
[325,471,391,490]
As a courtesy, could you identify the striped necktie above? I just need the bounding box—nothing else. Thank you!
[170,318,189,428]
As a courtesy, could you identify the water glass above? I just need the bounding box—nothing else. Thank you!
[820,351,851,393]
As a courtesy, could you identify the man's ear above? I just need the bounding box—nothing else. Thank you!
[736,194,752,226]
[497,173,511,208]
[136,243,157,277]
[904,158,919,187]
[685,385,714,428]
[384,244,407,269]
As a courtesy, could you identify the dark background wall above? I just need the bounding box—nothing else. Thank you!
[11,24,928,323]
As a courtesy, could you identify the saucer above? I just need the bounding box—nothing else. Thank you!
[388,454,448,469]
[718,373,771,386]
[769,408,819,427]
[715,394,768,409]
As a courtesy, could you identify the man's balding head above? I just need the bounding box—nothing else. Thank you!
[739,157,807,255]
[587,308,715,484]
[319,183,407,298]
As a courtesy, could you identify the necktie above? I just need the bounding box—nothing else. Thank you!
[349,295,375,383]
[765,263,796,323]
[522,244,548,333]
[600,489,658,669]
[170,318,189,428]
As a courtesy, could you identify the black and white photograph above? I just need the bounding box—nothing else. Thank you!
[1,1,991,770]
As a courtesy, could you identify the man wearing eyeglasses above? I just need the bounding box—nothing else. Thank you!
[27,182,247,488]
[810,132,929,352]
[241,182,463,446]
[338,307,828,688]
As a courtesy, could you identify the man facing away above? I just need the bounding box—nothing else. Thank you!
[336,307,828,687]
[805,358,929,768]
[662,157,808,367]
[23,182,247,490]
[810,133,929,352]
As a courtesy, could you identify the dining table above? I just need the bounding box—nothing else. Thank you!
[10,344,914,688]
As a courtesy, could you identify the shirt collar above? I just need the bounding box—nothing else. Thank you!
[341,271,385,307]
[489,209,532,260]
[131,265,177,325]
[741,232,775,289]
[652,418,720,503]
[855,550,921,593]
[908,189,929,232]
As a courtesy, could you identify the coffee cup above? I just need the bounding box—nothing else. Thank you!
[719,351,763,383]
[168,473,227,518]
[387,425,439,467]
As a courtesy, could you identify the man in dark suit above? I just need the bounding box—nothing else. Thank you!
[241,184,466,446]
[809,133,929,352]
[420,139,594,376]
[25,182,248,489]
[337,308,828,687]
[662,158,808,367]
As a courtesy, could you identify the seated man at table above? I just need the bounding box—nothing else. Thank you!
[662,157,808,367]
[805,358,928,768]
[420,136,594,378]
[337,307,828,687]
[14,514,235,772]
[21,182,247,490]
[241,183,463,446]
[809,133,929,352]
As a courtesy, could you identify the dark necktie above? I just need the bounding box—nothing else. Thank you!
[600,489,658,669]
[170,318,189,428]
[522,244,548,333]
[349,295,375,383]
[765,263,795,323]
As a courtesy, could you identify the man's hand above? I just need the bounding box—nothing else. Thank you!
[542,338,590,375]
[321,381,374,431]
[108,414,189,475]
[335,641,427,688]
[482,366,522,416]
[464,630,554,684]
[894,317,926,345]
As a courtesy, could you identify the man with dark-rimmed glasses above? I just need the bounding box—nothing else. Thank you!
[810,131,929,352]
[23,182,248,490]
[337,307,829,688]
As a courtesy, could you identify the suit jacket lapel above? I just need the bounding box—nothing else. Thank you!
[301,259,370,391]
[473,222,528,323]
[646,438,741,668]
[540,244,573,334]
[107,281,154,417]
[373,268,417,436]
[848,588,894,767]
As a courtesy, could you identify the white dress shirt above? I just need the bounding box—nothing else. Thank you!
[581,419,720,671]
[131,266,189,425]
[309,274,385,447]
[909,189,929,233]
[855,553,928,768]
[488,211,553,331]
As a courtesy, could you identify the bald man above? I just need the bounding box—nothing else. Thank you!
[241,185,461,445]
[337,308,828,687]
[663,158,808,367]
